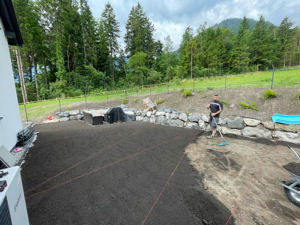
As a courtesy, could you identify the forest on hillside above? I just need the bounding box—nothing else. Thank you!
[11,0,300,103]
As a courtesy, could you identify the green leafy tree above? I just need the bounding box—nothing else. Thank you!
[101,2,121,89]
[128,52,148,86]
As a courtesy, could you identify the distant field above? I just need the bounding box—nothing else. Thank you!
[19,68,300,122]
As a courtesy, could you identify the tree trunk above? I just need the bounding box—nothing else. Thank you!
[111,49,115,89]
[29,67,33,82]
[32,49,39,101]
[283,56,286,69]
[16,48,28,103]
[42,56,48,90]
[190,42,193,79]
[67,35,70,72]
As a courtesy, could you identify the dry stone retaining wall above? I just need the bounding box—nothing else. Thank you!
[49,108,300,144]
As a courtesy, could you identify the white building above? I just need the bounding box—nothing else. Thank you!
[0,0,24,152]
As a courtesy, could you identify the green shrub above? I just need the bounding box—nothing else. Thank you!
[293,93,300,100]
[121,98,128,104]
[263,89,278,99]
[186,112,190,116]
[239,101,259,110]
[156,98,166,105]
[182,90,193,98]
[171,102,178,105]
[133,98,139,103]
[66,107,71,111]
[207,87,214,90]
[220,99,230,108]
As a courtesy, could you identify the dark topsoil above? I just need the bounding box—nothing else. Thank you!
[284,162,300,177]
[22,121,235,225]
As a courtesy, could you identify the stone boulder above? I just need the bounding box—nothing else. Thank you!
[170,113,178,120]
[70,116,78,120]
[156,112,165,116]
[59,117,70,122]
[146,111,152,117]
[244,118,261,127]
[165,108,173,113]
[150,115,156,123]
[188,113,200,122]
[228,117,244,129]
[136,116,143,121]
[202,115,209,123]
[222,127,241,136]
[165,113,170,120]
[69,110,80,116]
[198,120,206,130]
[273,131,300,144]
[186,122,199,130]
[175,119,184,127]
[136,111,141,116]
[218,118,228,126]
[76,114,83,120]
[141,112,146,117]
[143,117,150,122]
[157,116,167,125]
[263,121,300,133]
[167,119,176,126]
[241,127,272,139]
[179,113,188,122]
[60,111,70,117]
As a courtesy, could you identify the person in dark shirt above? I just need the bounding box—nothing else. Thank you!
[206,94,223,138]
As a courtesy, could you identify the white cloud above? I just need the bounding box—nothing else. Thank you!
[88,0,300,50]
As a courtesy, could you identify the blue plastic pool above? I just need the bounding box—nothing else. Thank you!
[272,114,300,125]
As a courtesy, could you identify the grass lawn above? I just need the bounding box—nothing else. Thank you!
[19,68,300,122]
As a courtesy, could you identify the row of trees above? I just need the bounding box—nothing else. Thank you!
[11,0,300,103]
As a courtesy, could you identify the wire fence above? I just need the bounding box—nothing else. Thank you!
[20,67,300,122]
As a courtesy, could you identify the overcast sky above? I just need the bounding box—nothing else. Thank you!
[88,0,300,50]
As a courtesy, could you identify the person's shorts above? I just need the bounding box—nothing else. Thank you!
[209,116,219,130]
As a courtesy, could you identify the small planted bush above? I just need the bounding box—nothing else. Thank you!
[186,112,190,116]
[156,98,166,105]
[263,89,278,99]
[121,98,128,104]
[207,87,214,90]
[66,107,71,111]
[293,93,300,100]
[171,102,178,105]
[182,90,193,98]
[133,98,139,103]
[219,99,230,108]
[239,101,259,110]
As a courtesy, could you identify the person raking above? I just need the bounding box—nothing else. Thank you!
[206,94,223,139]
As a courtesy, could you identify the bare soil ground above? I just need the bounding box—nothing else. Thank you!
[34,86,300,124]
[186,134,300,225]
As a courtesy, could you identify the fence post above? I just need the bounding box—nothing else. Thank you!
[59,99,61,113]
[85,94,87,107]
[24,103,28,122]
[193,78,195,94]
[271,67,275,89]
[225,73,227,90]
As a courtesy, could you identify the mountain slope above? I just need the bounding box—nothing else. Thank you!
[212,18,275,33]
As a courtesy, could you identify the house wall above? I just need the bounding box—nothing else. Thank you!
[0,17,23,151]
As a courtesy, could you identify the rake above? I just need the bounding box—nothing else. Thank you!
[209,109,231,146]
